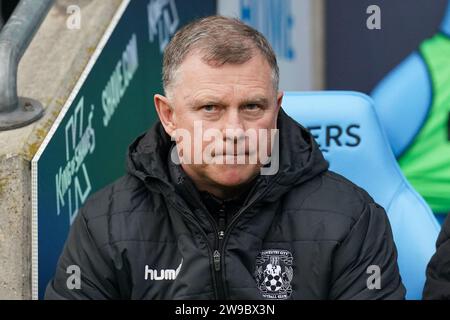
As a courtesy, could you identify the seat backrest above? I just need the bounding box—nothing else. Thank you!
[371,52,431,157]
[282,91,440,300]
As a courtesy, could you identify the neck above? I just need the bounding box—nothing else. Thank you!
[441,3,450,35]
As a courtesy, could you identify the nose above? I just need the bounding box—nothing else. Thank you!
[222,108,245,143]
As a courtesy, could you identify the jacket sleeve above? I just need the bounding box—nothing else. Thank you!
[329,202,406,300]
[423,215,450,300]
[44,206,120,300]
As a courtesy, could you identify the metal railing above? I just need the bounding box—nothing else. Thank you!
[0,2,4,31]
[0,0,54,131]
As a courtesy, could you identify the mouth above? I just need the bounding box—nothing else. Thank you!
[214,152,249,157]
[214,148,253,157]
[211,152,254,165]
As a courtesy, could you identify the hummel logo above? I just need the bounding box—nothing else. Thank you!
[144,259,183,281]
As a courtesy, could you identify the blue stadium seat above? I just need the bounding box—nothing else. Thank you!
[282,91,441,300]
[371,53,431,157]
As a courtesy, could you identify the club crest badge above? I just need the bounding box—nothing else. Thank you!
[254,249,294,300]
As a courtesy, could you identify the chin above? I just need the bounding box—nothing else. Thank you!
[208,164,259,187]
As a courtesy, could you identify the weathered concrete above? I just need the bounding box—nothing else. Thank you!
[0,154,31,299]
[0,0,122,299]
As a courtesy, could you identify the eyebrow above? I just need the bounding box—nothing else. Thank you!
[191,98,223,107]
[240,96,269,106]
[191,96,270,107]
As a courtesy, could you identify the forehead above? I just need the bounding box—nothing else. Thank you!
[173,51,275,102]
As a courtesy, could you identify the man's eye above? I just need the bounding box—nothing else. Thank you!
[244,104,260,111]
[202,105,217,112]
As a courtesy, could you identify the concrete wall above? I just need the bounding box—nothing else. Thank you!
[0,0,122,299]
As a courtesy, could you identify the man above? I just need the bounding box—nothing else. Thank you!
[45,16,405,300]
[423,215,450,299]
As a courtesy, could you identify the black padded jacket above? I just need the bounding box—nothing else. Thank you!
[423,215,450,299]
[45,109,406,300]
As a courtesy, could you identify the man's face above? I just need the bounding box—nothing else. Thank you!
[155,51,283,195]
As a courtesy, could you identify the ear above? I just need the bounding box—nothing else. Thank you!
[276,91,283,112]
[274,91,283,128]
[154,94,176,137]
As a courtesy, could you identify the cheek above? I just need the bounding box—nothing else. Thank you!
[172,110,194,128]
[174,123,220,164]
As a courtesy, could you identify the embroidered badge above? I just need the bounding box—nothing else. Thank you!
[254,249,294,299]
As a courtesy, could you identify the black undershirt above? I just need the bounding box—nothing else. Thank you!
[199,189,249,233]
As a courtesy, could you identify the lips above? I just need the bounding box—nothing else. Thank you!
[220,148,252,156]
[225,152,247,155]
[215,152,249,157]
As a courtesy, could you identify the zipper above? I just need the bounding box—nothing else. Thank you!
[200,176,280,299]
[218,205,226,244]
[162,176,280,300]
[213,205,227,298]
[213,250,221,271]
[215,177,281,297]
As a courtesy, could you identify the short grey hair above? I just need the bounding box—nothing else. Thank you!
[162,15,280,97]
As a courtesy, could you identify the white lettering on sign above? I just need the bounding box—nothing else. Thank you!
[55,97,96,224]
[147,0,179,53]
[101,33,139,128]
[241,0,295,61]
